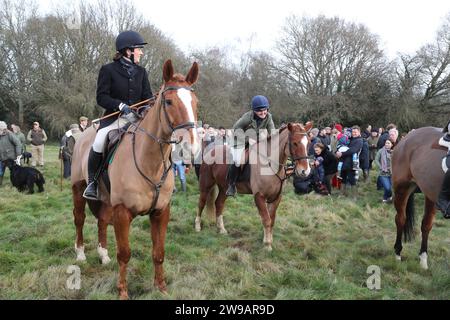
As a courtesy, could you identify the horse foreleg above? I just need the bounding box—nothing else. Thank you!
[267,196,282,247]
[254,193,272,251]
[215,189,228,234]
[393,186,409,261]
[419,197,436,270]
[97,204,112,265]
[150,205,170,294]
[195,189,209,232]
[112,204,133,300]
[72,183,87,261]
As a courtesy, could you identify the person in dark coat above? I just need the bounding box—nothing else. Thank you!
[83,30,153,200]
[0,121,22,186]
[336,125,363,195]
[314,142,337,194]
[359,137,370,182]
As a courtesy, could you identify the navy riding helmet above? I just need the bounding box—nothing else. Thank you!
[251,95,270,111]
[115,30,147,51]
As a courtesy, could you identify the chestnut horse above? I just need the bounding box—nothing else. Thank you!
[392,126,447,269]
[71,60,199,299]
[195,122,313,250]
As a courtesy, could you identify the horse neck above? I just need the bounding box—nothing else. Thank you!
[134,95,172,168]
[259,128,289,172]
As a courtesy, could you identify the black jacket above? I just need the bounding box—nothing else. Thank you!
[340,136,363,170]
[321,148,338,175]
[359,139,370,170]
[96,59,152,127]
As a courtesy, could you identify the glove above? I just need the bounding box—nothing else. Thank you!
[119,103,131,115]
[15,155,22,166]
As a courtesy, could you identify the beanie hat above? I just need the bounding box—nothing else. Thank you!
[334,123,343,132]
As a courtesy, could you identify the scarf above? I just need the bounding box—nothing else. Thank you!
[119,57,137,76]
[380,147,391,173]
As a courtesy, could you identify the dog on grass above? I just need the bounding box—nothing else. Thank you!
[3,159,45,193]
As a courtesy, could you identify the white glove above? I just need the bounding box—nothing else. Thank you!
[15,155,22,166]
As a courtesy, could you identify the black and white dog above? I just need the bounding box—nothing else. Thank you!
[3,158,45,193]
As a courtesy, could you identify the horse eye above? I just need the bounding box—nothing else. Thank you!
[165,99,172,106]
[293,142,299,147]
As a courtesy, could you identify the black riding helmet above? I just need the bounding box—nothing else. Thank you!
[115,30,147,52]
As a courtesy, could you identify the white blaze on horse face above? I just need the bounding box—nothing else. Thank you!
[301,135,311,176]
[177,88,199,155]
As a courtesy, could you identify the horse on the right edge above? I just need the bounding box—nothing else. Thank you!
[391,126,448,269]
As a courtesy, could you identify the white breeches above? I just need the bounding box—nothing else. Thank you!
[230,147,245,166]
[92,117,129,153]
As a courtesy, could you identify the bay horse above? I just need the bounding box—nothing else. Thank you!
[195,122,313,250]
[71,59,199,299]
[392,126,447,269]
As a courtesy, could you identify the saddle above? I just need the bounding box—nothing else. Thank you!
[96,122,132,193]
[94,108,150,194]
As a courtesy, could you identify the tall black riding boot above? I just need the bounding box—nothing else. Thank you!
[436,168,450,219]
[83,148,103,200]
[226,165,240,197]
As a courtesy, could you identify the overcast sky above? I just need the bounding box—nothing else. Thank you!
[38,0,450,58]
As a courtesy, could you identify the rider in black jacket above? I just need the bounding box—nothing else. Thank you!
[83,30,153,200]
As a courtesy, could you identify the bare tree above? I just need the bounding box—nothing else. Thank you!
[0,0,38,126]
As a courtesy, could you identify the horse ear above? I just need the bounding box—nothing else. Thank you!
[304,121,313,132]
[185,62,199,85]
[163,59,174,82]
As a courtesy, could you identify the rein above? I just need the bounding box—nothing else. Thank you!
[127,85,195,214]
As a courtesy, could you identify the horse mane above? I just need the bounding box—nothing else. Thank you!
[265,125,289,143]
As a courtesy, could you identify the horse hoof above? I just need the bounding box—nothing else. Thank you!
[395,255,402,261]
[119,292,129,300]
[101,256,111,265]
[75,245,86,261]
[195,217,202,232]
[264,244,273,252]
[76,254,86,262]
[154,281,168,294]
[219,228,228,235]
[97,245,111,264]
[419,252,428,270]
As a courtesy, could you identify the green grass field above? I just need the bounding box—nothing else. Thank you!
[0,144,448,300]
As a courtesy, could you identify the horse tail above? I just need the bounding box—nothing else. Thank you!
[205,184,218,222]
[403,192,416,242]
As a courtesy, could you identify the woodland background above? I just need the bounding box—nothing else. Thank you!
[1,0,450,139]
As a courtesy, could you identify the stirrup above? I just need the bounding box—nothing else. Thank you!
[83,182,98,200]
[226,184,236,197]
